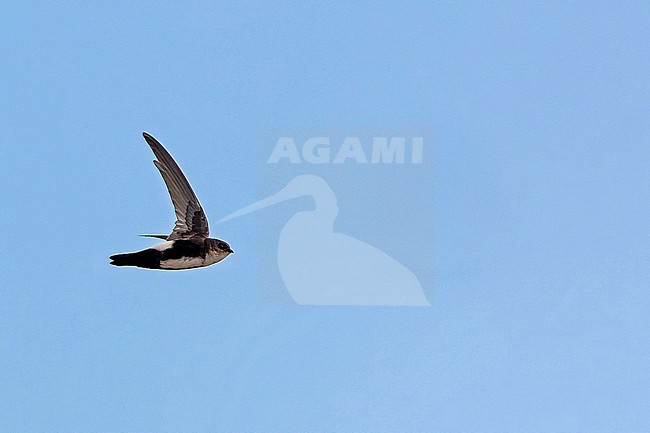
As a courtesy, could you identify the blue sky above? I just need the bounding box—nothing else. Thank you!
[2,1,650,432]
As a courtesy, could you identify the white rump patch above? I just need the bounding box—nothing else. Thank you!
[151,241,175,251]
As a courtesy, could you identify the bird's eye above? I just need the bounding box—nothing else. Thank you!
[218,242,228,250]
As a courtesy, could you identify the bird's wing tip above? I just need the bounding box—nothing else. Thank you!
[143,132,162,144]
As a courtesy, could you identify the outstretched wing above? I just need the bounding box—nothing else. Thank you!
[142,132,209,240]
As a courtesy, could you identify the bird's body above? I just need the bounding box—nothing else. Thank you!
[110,132,233,270]
[111,238,232,270]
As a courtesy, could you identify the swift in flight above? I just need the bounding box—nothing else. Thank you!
[110,132,233,270]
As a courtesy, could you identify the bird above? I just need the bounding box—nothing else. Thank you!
[110,132,233,270]
[218,175,429,305]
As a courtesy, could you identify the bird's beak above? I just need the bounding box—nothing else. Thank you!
[228,249,234,254]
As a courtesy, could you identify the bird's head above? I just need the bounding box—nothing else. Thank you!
[209,238,234,255]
